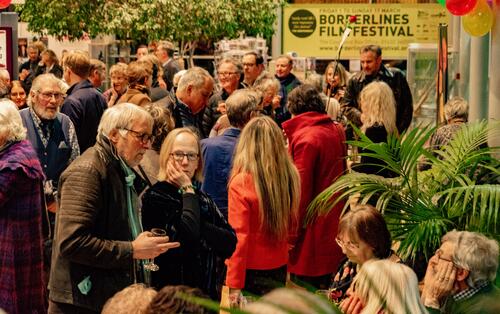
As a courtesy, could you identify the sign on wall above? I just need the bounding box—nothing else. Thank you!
[283,4,450,59]
[0,27,13,77]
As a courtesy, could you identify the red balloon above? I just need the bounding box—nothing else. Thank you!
[446,0,478,16]
[0,0,11,9]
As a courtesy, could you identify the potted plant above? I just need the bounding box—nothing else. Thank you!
[306,121,500,262]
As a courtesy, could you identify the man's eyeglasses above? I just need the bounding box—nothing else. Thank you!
[335,237,359,251]
[170,151,199,162]
[122,128,153,144]
[217,71,238,77]
[242,63,256,67]
[435,249,455,265]
[38,91,65,101]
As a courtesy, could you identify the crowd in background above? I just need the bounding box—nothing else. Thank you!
[0,41,498,314]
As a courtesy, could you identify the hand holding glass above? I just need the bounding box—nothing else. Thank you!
[143,228,167,271]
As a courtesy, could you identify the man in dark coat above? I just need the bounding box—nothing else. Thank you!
[173,67,214,138]
[275,55,301,127]
[341,44,413,134]
[155,41,180,91]
[48,103,180,314]
[61,50,107,152]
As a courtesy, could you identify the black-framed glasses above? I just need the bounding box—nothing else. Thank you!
[170,151,199,162]
[122,128,152,144]
[38,91,65,101]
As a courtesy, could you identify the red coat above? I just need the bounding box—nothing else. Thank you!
[225,173,288,289]
[283,112,346,276]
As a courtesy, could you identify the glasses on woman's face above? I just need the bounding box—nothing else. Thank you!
[170,151,199,162]
[335,237,359,251]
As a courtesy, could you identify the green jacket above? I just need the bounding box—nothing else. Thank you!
[427,283,500,314]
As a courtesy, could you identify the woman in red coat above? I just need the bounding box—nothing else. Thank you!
[282,84,347,290]
[226,116,300,307]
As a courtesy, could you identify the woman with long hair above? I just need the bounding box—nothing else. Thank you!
[354,81,398,177]
[226,116,300,306]
[323,61,349,102]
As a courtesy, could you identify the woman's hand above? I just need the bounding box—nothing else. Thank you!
[229,288,243,309]
[165,158,192,189]
[340,292,363,314]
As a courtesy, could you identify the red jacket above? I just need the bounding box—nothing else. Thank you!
[225,173,288,289]
[283,112,346,276]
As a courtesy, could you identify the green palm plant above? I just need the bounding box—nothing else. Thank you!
[306,120,500,261]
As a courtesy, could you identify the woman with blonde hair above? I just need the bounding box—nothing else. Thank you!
[354,81,397,177]
[343,259,428,314]
[323,61,349,102]
[226,116,300,306]
[104,62,128,107]
[141,127,236,299]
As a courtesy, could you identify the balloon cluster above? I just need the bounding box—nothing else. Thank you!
[439,0,495,37]
[0,0,12,10]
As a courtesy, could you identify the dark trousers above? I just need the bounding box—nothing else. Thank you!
[243,265,287,296]
[48,300,98,314]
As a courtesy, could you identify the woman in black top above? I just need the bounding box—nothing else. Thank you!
[353,81,398,178]
[141,127,236,299]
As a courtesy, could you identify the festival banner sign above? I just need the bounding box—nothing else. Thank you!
[283,4,450,59]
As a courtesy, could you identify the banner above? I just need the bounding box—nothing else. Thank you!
[283,4,450,59]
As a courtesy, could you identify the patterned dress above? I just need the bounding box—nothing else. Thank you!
[0,140,46,314]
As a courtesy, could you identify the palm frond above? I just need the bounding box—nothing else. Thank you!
[305,172,401,224]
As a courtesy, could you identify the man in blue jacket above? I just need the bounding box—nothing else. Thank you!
[61,50,107,152]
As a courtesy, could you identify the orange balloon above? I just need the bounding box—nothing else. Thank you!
[463,0,495,37]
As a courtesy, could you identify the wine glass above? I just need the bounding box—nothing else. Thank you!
[143,228,167,272]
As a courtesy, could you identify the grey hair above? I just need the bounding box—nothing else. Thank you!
[303,73,323,93]
[226,89,260,128]
[254,75,280,94]
[97,103,153,138]
[0,68,10,80]
[442,230,499,287]
[444,96,469,122]
[27,74,65,108]
[177,67,213,93]
[218,58,243,76]
[0,100,26,142]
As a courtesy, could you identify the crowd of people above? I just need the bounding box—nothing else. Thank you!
[0,41,498,314]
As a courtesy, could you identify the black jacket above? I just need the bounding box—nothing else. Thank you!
[141,181,236,299]
[341,65,413,134]
[61,80,107,152]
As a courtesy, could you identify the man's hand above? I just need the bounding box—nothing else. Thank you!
[422,258,456,309]
[132,231,180,259]
[19,69,30,81]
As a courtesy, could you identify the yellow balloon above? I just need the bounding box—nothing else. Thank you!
[463,0,495,37]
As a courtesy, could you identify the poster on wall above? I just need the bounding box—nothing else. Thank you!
[0,27,13,77]
[283,4,450,59]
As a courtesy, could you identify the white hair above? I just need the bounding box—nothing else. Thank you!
[0,100,26,142]
[0,68,10,80]
[97,103,153,138]
[355,260,428,314]
[28,74,65,108]
[177,67,213,93]
[442,230,499,287]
